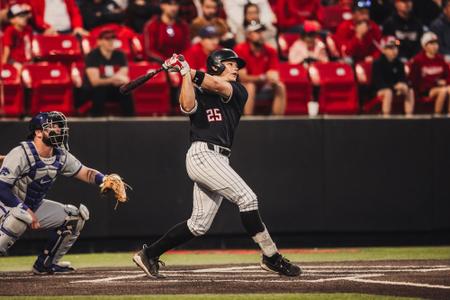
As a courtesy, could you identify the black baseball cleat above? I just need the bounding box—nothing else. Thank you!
[260,253,302,277]
[32,260,75,275]
[133,244,166,279]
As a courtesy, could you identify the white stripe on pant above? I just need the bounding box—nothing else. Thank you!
[186,142,258,236]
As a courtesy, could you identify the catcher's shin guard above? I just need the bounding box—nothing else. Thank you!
[0,207,33,255]
[38,204,89,267]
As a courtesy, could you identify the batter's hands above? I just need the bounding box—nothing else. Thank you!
[163,54,190,76]
[27,209,40,230]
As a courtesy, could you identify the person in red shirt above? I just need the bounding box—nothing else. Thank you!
[276,0,322,32]
[183,25,220,71]
[143,0,190,63]
[234,21,286,116]
[333,0,382,63]
[1,4,33,69]
[409,32,450,114]
[29,0,88,36]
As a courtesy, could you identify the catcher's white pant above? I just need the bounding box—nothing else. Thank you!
[185,141,258,236]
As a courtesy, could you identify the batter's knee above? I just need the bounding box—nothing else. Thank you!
[187,218,211,236]
[236,191,258,212]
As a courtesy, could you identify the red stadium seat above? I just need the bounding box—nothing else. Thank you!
[279,63,312,114]
[22,63,73,115]
[320,5,352,32]
[0,64,24,116]
[309,62,358,114]
[128,62,170,116]
[32,35,82,64]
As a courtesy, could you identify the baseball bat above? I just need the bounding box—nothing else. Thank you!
[119,66,164,95]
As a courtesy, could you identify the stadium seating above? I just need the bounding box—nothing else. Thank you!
[22,63,73,115]
[32,35,83,64]
[128,62,170,116]
[278,63,311,114]
[309,62,358,114]
[0,64,23,116]
[277,32,299,60]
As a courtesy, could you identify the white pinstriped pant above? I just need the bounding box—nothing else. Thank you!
[185,141,258,236]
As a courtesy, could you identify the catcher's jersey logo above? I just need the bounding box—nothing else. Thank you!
[0,167,10,176]
[206,108,222,122]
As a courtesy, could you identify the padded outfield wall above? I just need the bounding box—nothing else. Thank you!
[1,116,449,244]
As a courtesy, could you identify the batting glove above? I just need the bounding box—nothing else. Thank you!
[162,54,180,71]
[177,55,190,77]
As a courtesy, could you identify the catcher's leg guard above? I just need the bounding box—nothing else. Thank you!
[0,207,33,255]
[37,204,89,267]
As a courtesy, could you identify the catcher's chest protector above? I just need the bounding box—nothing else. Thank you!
[14,142,66,210]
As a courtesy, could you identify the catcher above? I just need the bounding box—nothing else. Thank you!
[0,111,129,274]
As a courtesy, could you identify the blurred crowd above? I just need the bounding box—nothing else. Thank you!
[0,0,450,117]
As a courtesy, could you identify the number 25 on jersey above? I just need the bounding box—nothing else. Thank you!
[206,109,222,122]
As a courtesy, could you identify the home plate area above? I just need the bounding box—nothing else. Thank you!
[1,260,450,299]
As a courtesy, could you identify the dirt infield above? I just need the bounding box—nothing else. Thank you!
[1,260,450,299]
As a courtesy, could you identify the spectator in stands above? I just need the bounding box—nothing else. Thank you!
[231,2,276,47]
[178,0,198,23]
[84,29,134,116]
[126,0,160,33]
[183,25,220,71]
[409,32,450,114]
[190,0,232,46]
[80,0,126,30]
[223,0,277,46]
[334,0,382,63]
[370,0,394,25]
[412,0,442,26]
[143,0,190,62]
[371,36,414,116]
[383,0,424,62]
[235,21,286,115]
[430,0,450,59]
[288,22,329,65]
[1,4,32,70]
[29,0,89,35]
[276,0,322,32]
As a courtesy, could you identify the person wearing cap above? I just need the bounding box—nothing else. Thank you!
[143,0,190,62]
[371,36,414,116]
[430,0,450,58]
[288,21,329,65]
[334,0,382,63]
[276,0,323,32]
[382,0,424,61]
[84,29,134,116]
[409,31,450,114]
[223,0,276,45]
[190,0,230,43]
[29,0,88,36]
[183,25,220,71]
[234,21,286,116]
[1,4,33,69]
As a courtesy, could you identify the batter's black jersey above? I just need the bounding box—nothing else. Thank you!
[189,81,248,149]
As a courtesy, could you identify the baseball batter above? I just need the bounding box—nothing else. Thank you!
[0,111,128,274]
[133,49,301,278]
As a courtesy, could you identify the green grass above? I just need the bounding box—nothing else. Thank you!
[0,294,419,300]
[1,246,449,272]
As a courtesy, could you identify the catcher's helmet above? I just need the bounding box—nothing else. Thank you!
[206,48,246,75]
[28,111,70,150]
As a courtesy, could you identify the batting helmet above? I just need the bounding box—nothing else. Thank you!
[28,111,70,150]
[206,48,246,75]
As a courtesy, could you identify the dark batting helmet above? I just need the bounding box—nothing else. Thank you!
[28,111,70,150]
[206,48,246,75]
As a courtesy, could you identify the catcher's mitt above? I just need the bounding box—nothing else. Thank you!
[100,174,132,209]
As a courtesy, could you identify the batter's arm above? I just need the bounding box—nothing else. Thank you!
[188,69,232,99]
[180,70,197,113]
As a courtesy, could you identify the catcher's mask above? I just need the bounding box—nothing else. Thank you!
[206,48,246,75]
[28,111,70,150]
